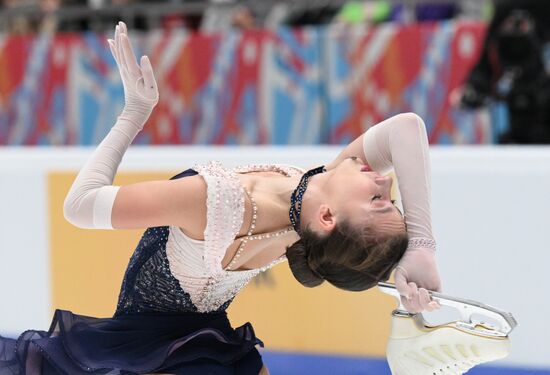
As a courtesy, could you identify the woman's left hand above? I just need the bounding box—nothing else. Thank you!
[394,248,442,313]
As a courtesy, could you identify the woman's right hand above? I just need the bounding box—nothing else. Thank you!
[107,21,159,129]
[394,247,441,313]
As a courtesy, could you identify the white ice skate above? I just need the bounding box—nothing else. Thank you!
[378,282,517,375]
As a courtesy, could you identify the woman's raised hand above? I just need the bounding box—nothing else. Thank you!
[107,21,159,129]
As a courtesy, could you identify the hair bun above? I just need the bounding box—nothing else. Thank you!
[286,241,324,288]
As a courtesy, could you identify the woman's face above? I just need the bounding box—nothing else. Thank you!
[310,156,405,235]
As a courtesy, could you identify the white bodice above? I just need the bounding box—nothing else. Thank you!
[165,162,304,312]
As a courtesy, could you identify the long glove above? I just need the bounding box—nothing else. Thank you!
[362,113,441,313]
[394,247,441,313]
[64,22,158,229]
[108,21,159,125]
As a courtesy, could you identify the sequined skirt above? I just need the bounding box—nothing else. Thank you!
[0,309,263,375]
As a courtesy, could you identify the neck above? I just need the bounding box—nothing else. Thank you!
[278,176,301,222]
[289,166,327,234]
[251,174,300,226]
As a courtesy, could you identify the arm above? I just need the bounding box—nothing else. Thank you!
[328,113,440,312]
[327,113,432,238]
[364,113,441,312]
[64,22,205,232]
[362,112,433,243]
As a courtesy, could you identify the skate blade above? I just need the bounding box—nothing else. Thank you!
[378,282,517,338]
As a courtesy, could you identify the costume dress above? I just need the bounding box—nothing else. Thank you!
[0,162,304,375]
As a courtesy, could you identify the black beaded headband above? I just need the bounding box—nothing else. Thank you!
[289,166,327,235]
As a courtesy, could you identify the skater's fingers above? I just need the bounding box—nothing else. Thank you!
[120,33,141,77]
[107,39,120,67]
[119,20,128,34]
[394,267,412,299]
[140,55,157,91]
[401,284,420,312]
[418,288,433,311]
[408,282,419,298]
[404,282,423,313]
[402,294,421,313]
[115,25,128,75]
[113,23,119,45]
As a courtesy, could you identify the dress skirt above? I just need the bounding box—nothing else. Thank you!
[0,309,263,375]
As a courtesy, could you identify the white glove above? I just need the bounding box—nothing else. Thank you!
[63,22,158,230]
[107,21,158,128]
[394,247,442,313]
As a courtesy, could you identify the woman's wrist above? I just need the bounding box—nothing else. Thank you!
[119,105,153,130]
[117,113,146,132]
[407,238,436,251]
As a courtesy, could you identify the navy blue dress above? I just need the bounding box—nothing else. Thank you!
[0,169,263,375]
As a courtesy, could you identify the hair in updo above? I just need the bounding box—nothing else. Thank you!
[285,220,408,291]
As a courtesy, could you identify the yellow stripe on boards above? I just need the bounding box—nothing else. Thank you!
[48,171,396,356]
[227,264,395,356]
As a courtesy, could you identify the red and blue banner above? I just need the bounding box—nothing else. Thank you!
[0,21,488,146]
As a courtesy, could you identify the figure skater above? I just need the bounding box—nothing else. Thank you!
[0,22,440,374]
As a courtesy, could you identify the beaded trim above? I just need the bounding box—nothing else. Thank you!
[289,166,327,235]
[225,188,294,270]
[407,237,436,250]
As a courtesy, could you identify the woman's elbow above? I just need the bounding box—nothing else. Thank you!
[63,196,81,228]
[394,112,428,137]
[63,187,118,229]
[63,195,91,229]
[398,112,425,127]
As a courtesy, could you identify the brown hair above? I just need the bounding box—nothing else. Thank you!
[286,220,408,291]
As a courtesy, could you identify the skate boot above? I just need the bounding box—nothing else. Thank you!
[378,282,517,375]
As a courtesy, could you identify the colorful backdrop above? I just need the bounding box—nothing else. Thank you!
[0,21,492,146]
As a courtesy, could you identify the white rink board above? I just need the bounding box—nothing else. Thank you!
[0,145,549,368]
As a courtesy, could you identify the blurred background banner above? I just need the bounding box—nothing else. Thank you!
[0,21,491,146]
[324,21,487,144]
